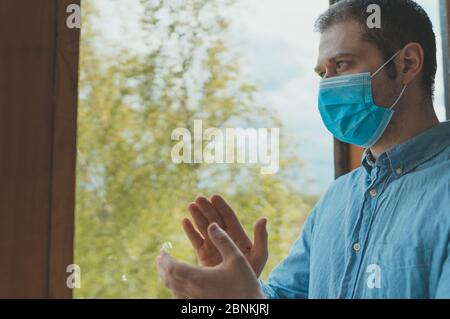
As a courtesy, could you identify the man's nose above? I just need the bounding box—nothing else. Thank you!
[323,69,338,79]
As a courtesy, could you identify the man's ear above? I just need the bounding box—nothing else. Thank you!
[399,42,424,86]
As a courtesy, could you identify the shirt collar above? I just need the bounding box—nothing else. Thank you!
[362,121,450,176]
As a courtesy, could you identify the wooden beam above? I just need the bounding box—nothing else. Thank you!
[0,0,80,298]
[48,0,80,299]
[349,145,364,171]
[333,139,350,179]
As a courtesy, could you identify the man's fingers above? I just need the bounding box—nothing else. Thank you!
[157,251,202,298]
[182,218,204,250]
[157,258,190,297]
[252,218,268,261]
[158,250,197,279]
[210,194,240,229]
[188,203,210,239]
[210,195,252,247]
[207,223,243,262]
[195,196,225,227]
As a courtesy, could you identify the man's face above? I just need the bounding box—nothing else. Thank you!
[314,20,401,109]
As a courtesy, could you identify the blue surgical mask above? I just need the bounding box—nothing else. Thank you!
[318,51,407,148]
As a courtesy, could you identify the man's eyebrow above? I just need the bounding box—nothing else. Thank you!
[331,52,357,60]
[314,52,358,74]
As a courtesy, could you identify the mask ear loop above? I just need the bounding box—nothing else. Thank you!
[389,85,407,110]
[370,50,406,110]
[371,50,401,79]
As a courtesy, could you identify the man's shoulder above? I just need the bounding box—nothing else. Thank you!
[414,143,450,180]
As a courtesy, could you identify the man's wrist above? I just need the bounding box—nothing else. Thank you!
[249,286,266,299]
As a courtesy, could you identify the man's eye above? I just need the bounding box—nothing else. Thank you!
[336,61,350,70]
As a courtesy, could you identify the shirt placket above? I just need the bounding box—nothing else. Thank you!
[339,161,388,298]
[353,162,391,298]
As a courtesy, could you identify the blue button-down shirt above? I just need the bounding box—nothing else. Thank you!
[260,121,450,299]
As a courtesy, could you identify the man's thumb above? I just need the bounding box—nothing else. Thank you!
[208,223,242,261]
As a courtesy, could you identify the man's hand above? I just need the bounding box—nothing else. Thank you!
[156,223,265,299]
[181,195,268,277]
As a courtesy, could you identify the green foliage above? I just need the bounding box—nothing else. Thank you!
[75,0,317,298]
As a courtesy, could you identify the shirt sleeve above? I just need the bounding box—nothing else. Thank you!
[258,206,317,299]
[435,241,450,299]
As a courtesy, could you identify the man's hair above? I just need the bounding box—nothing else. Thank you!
[315,0,437,97]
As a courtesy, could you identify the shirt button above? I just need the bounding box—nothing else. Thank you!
[353,243,361,252]
[369,188,378,197]
[396,167,403,175]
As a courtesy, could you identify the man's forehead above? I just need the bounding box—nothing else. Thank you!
[317,21,364,62]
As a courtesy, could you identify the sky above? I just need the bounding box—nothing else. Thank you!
[93,0,447,194]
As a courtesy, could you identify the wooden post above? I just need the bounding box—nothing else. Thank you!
[441,0,450,120]
[0,0,80,298]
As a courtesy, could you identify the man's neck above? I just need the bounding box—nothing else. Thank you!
[370,105,440,160]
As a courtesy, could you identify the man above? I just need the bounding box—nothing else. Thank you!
[156,0,450,298]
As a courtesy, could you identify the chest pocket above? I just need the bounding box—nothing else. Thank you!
[361,243,432,298]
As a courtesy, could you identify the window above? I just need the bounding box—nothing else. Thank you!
[75,0,447,298]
